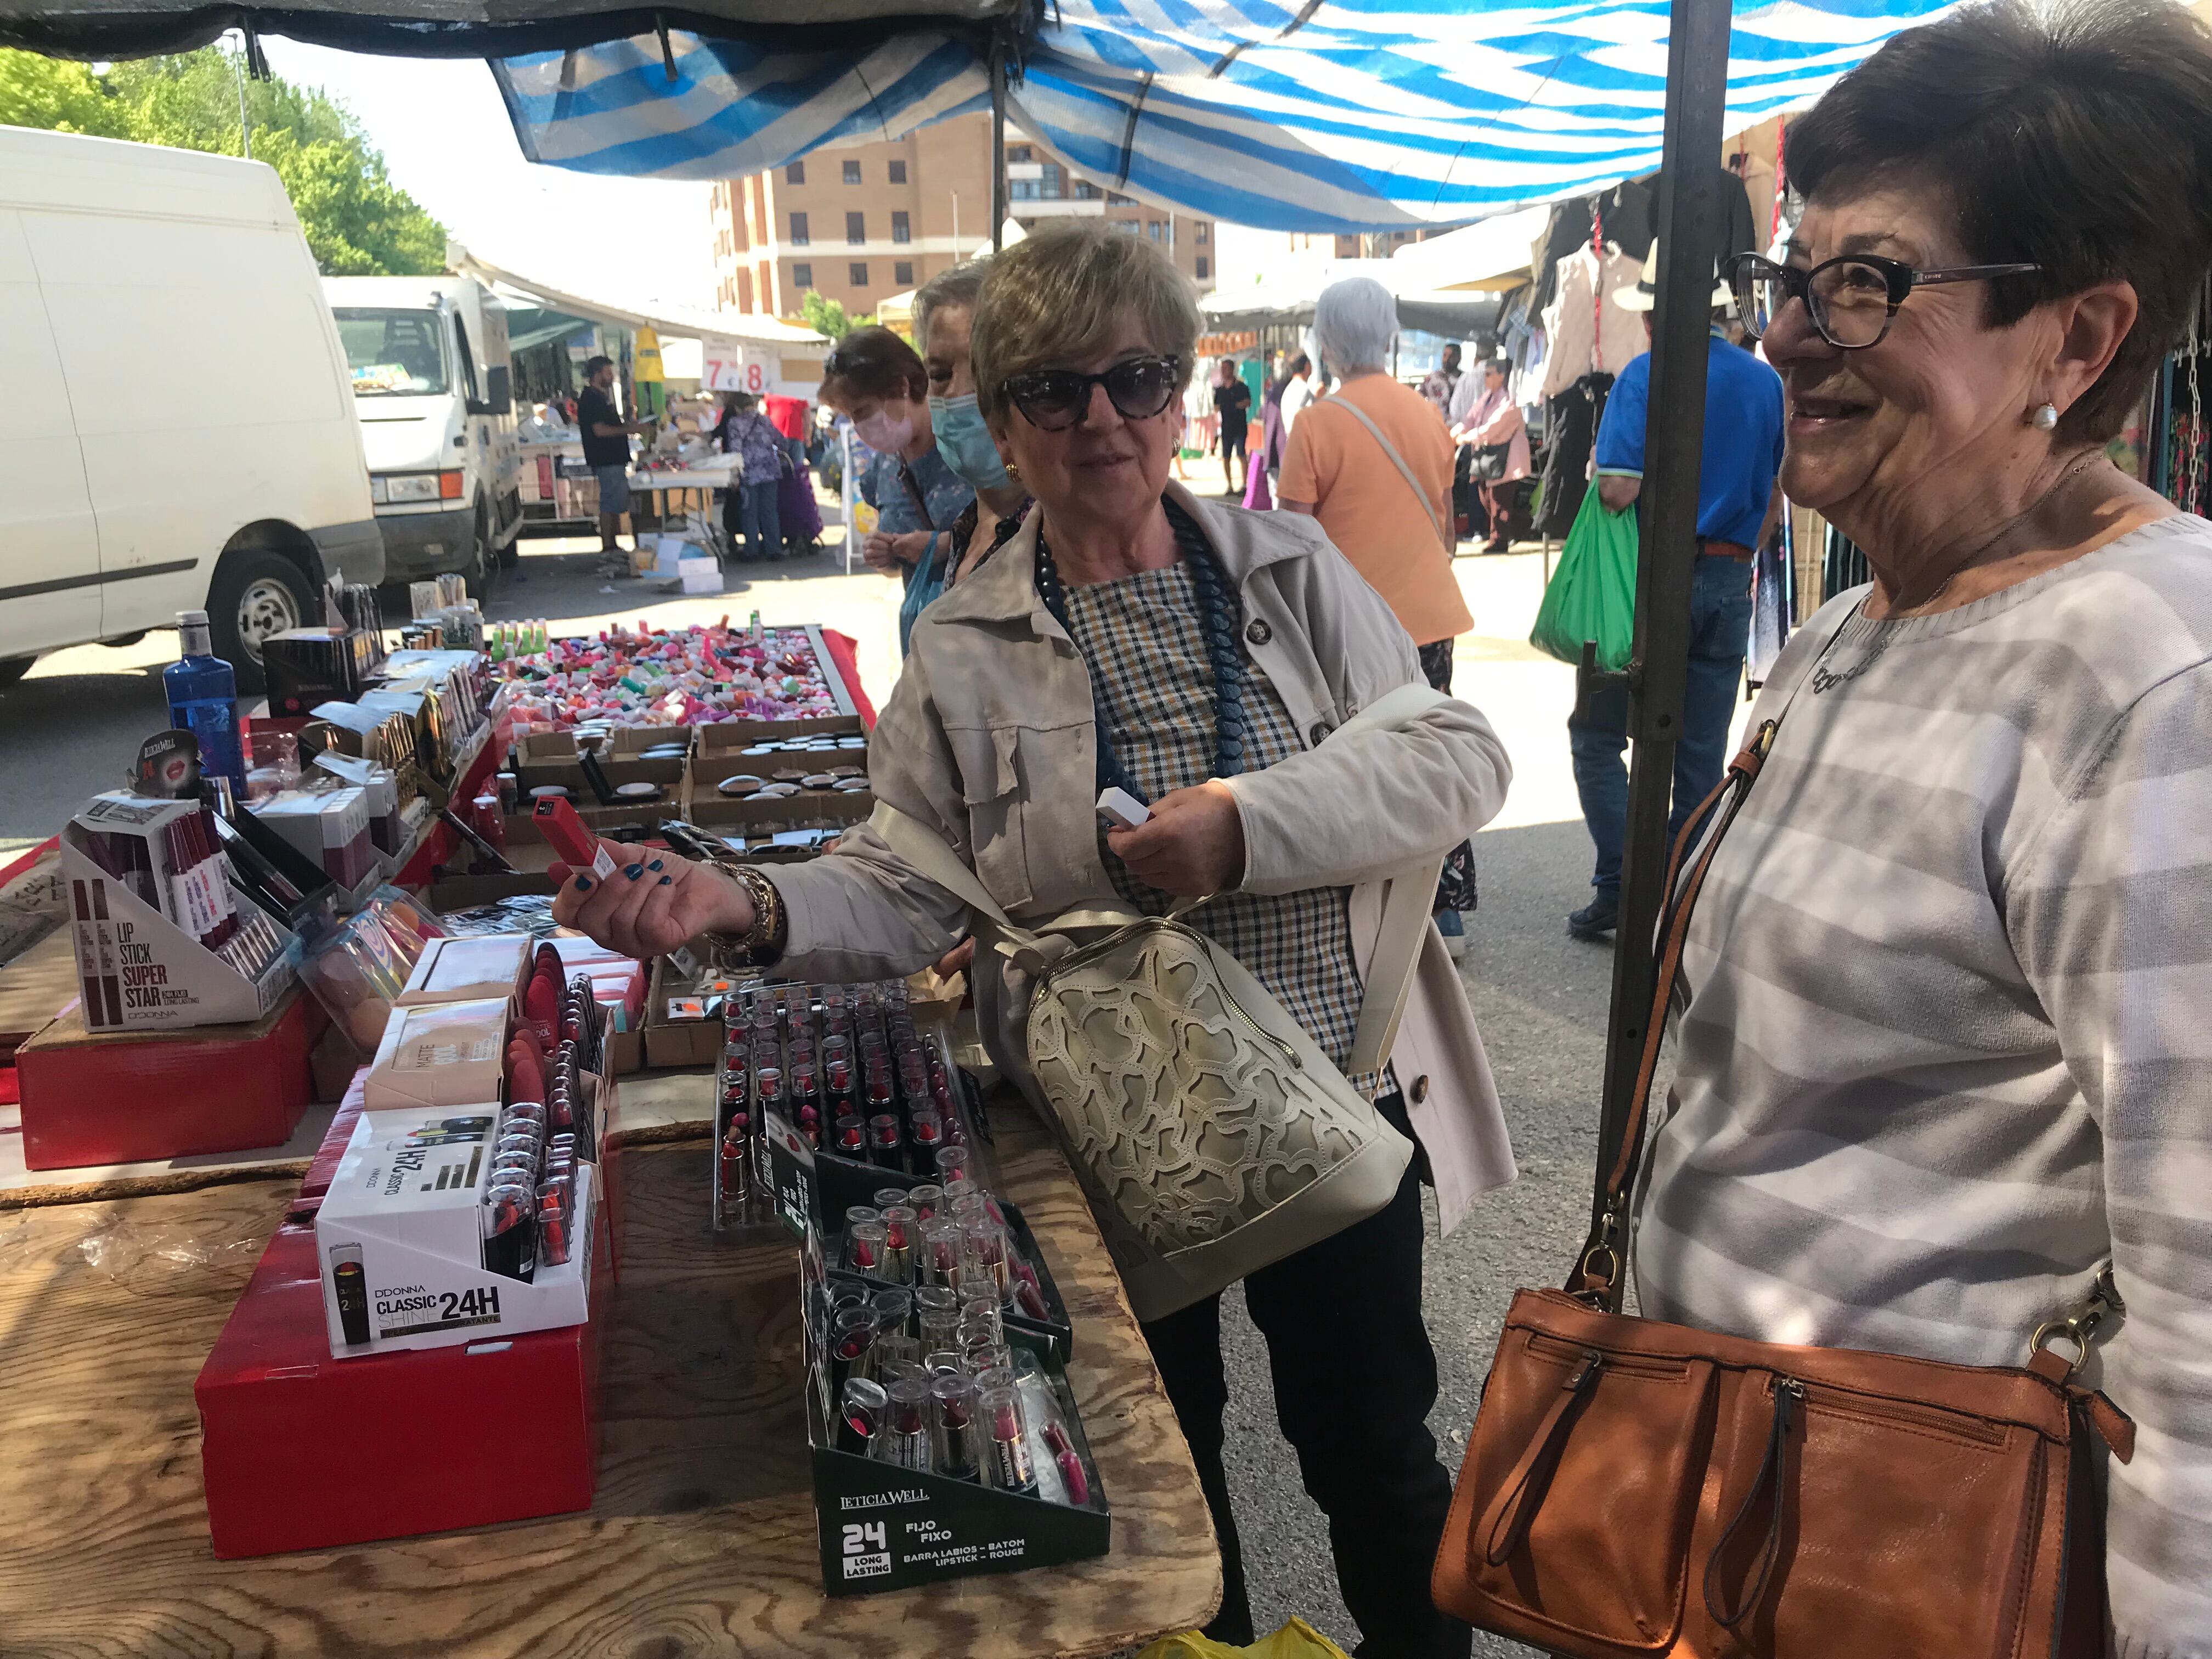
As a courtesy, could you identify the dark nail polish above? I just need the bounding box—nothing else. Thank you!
[659,875,673,885]
[573,875,592,891]
[648,858,664,871]
[624,864,645,880]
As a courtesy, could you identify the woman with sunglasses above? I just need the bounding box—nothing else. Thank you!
[1638,5,2212,1653]
[552,220,1515,1656]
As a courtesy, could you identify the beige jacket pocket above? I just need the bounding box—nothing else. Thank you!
[946,724,1034,910]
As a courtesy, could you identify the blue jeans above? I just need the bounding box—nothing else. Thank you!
[1568,553,1752,898]
[735,479,782,560]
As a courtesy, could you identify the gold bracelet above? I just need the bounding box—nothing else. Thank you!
[709,864,785,966]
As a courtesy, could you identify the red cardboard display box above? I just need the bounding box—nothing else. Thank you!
[15,986,320,1170]
[195,1180,612,1558]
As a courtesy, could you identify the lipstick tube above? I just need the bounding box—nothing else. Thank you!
[843,1220,888,1277]
[961,1217,1013,1302]
[918,1218,964,1292]
[878,1377,932,1470]
[915,1285,961,1353]
[980,1383,1037,1493]
[1043,1417,1091,1506]
[878,1205,917,1284]
[840,1376,888,1458]
[930,1372,981,1481]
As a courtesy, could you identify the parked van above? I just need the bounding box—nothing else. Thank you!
[325,275,522,592]
[0,126,384,691]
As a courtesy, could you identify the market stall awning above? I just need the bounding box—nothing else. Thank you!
[1387,205,1555,294]
[449,243,826,352]
[485,0,1957,235]
[1201,264,1502,342]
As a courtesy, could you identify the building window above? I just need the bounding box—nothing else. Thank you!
[1147,220,1162,240]
[1007,144,1032,163]
[1074,179,1101,200]
[793,262,813,289]
[888,159,907,184]
[737,269,754,312]
[1196,255,1209,280]
[849,262,870,286]
[890,210,911,245]
[1195,221,1210,244]
[846,211,866,244]
[1113,220,1141,236]
[894,260,914,286]
[1107,191,1136,206]
[1040,162,1064,199]
[1009,179,1037,201]
[789,211,809,245]
[843,159,862,184]
[786,160,805,185]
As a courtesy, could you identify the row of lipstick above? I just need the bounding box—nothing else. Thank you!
[482,981,602,1281]
[824,1280,1090,1505]
[80,811,290,980]
[837,1183,1052,1322]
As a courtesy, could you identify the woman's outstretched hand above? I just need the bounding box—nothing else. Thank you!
[1105,780,1246,897]
[549,840,752,960]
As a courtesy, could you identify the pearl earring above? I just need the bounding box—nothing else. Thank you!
[2030,402,2058,431]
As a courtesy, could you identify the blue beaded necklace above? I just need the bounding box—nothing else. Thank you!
[1032,499,1249,804]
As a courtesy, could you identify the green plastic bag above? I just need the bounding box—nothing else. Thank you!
[1529,482,1638,671]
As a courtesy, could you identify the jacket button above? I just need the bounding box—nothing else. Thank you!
[1410,1074,1430,1104]
[1245,619,1271,645]
[1310,719,1331,746]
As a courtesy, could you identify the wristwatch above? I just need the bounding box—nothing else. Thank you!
[704,864,787,969]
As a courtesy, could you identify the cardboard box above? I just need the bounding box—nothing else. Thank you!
[252,785,377,888]
[59,794,295,1034]
[679,556,722,595]
[363,997,508,1111]
[510,728,689,798]
[642,956,727,1069]
[395,934,531,1009]
[15,987,318,1170]
[314,1110,600,1357]
[195,1192,610,1558]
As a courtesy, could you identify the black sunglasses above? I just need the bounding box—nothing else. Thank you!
[1003,355,1182,431]
[1729,251,2041,349]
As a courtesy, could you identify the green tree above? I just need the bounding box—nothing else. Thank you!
[0,46,444,275]
[800,289,853,339]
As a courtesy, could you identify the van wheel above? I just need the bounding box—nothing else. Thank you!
[0,656,33,686]
[208,549,314,694]
[464,498,495,600]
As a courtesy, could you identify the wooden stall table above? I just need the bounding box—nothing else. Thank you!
[0,1079,1222,1658]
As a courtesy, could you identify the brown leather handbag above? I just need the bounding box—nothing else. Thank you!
[1432,706,2139,1658]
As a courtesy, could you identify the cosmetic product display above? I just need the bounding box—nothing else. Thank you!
[250,782,377,888]
[496,620,855,734]
[261,625,380,718]
[802,1252,1108,1595]
[60,791,295,1030]
[710,978,983,1236]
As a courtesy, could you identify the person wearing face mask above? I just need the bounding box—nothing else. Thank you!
[818,325,973,653]
[915,260,1032,591]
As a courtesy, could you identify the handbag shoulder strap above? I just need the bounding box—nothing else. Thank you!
[1570,603,1858,1306]
[871,681,1456,1070]
[1333,393,1455,555]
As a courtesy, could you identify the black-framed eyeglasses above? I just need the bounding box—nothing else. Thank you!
[1729,251,2041,349]
[1003,355,1182,431]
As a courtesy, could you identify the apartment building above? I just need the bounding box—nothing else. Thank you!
[1288,228,1458,260]
[709,112,1216,323]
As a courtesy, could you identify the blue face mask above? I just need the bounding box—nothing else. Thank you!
[929,393,1012,492]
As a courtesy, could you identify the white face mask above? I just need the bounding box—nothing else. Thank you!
[854,410,914,453]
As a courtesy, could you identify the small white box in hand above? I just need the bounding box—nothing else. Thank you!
[1096,787,1150,831]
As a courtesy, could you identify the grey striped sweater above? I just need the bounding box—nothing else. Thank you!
[1638,513,2212,1659]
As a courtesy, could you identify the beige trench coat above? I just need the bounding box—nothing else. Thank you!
[771,481,1519,1234]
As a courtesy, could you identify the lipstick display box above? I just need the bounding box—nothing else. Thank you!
[58,792,295,1033]
[800,1250,1109,1596]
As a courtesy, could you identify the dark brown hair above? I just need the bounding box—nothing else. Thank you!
[1785,0,2212,442]
[819,324,927,407]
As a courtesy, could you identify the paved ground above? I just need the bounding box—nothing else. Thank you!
[0,489,1628,1656]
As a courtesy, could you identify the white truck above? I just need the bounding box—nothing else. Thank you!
[324,275,523,594]
[0,126,385,691]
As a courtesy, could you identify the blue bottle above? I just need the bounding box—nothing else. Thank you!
[164,610,245,795]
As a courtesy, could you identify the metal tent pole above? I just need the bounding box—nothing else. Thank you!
[990,42,1009,253]
[1581,0,1734,1263]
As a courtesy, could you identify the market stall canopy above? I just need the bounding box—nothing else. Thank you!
[1387,206,1555,295]
[480,0,1953,234]
[1201,266,1502,343]
[449,242,825,352]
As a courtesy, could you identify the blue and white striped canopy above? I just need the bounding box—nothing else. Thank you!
[492,0,1957,234]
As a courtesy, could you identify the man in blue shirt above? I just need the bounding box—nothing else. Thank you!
[1567,252,1785,940]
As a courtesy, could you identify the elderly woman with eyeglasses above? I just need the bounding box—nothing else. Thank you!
[551,220,1515,1656]
[1639,4,2212,1652]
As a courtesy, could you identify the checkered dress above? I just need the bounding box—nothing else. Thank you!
[1057,520,1378,1094]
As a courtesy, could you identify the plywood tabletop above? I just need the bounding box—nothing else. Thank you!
[0,1080,1221,1659]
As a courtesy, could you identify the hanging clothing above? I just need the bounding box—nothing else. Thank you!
[1539,246,1645,399]
[1536,371,1613,539]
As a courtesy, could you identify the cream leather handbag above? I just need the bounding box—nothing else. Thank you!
[875,682,1456,1320]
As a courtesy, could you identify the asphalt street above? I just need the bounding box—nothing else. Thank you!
[0,496,1628,1657]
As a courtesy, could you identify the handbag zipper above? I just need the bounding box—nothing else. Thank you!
[1793,1378,2010,1448]
[1526,1330,1692,1381]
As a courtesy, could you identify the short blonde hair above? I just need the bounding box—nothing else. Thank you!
[971,221,1199,429]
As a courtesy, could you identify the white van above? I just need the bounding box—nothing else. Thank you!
[324,275,522,591]
[0,126,384,691]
